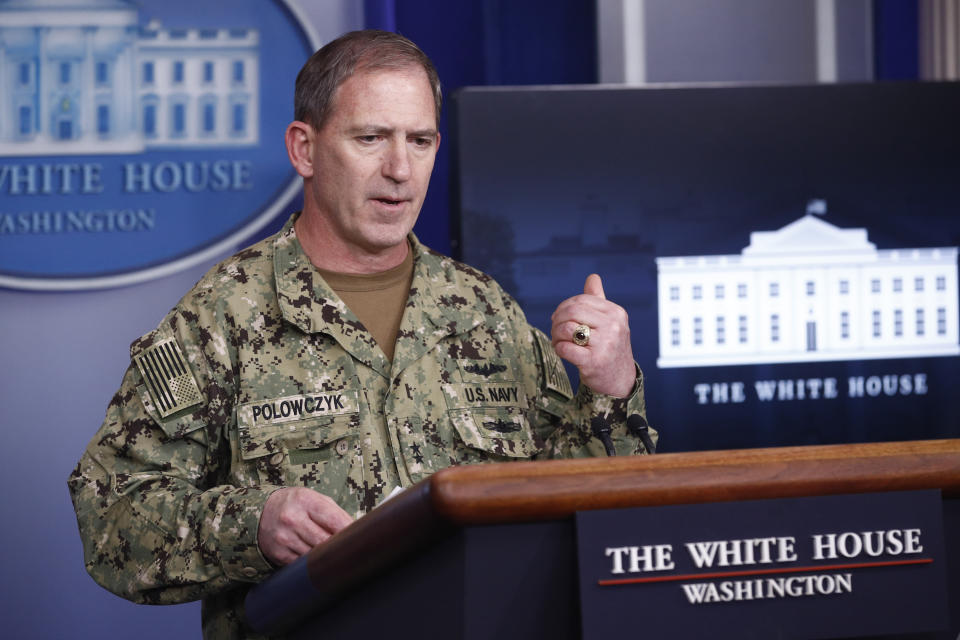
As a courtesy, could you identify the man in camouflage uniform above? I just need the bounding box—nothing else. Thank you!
[69,30,656,639]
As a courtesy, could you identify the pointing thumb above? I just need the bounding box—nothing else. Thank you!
[584,273,605,299]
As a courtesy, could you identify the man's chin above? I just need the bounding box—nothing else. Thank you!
[358,226,415,255]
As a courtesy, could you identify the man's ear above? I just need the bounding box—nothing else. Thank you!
[285,121,315,178]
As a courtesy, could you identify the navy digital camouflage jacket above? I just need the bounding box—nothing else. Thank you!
[69,213,654,639]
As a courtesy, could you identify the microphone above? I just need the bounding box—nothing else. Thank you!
[627,413,656,454]
[590,416,616,457]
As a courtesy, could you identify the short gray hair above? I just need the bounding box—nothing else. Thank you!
[294,29,442,129]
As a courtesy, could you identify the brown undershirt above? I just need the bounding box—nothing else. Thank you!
[315,245,414,362]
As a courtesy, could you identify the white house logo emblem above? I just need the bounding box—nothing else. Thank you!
[0,0,317,290]
[655,202,960,368]
[0,0,259,156]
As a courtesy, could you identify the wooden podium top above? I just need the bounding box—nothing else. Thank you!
[247,439,960,633]
[313,439,958,596]
[426,438,960,523]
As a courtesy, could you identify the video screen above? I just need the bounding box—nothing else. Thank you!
[454,82,960,452]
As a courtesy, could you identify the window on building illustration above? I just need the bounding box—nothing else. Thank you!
[738,283,747,298]
[694,317,703,346]
[19,62,31,86]
[202,101,216,134]
[233,60,245,83]
[937,276,946,291]
[60,61,71,84]
[806,321,817,352]
[839,280,849,295]
[894,309,903,337]
[915,277,924,292]
[716,316,725,345]
[232,102,247,134]
[204,61,215,83]
[938,308,947,335]
[872,310,881,338]
[769,282,779,298]
[738,315,747,343]
[770,314,779,342]
[840,311,849,339]
[871,279,880,293]
[893,278,902,293]
[916,308,925,336]
[670,318,680,347]
[96,61,109,85]
[806,281,815,296]
[669,286,679,301]
[715,284,724,300]
[97,104,110,135]
[172,102,186,137]
[18,106,32,135]
[143,62,155,85]
[173,61,185,84]
[692,285,702,300]
[143,103,157,137]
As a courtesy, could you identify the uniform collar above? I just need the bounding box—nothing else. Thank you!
[274,214,484,379]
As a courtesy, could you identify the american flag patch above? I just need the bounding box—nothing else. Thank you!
[134,338,203,418]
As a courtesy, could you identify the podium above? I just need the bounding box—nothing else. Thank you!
[246,439,960,639]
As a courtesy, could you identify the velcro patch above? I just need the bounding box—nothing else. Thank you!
[134,338,203,418]
[442,383,528,410]
[457,359,511,380]
[237,390,360,429]
[534,330,573,399]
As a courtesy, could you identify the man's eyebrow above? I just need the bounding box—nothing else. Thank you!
[408,128,439,139]
[348,125,393,136]
[347,125,438,138]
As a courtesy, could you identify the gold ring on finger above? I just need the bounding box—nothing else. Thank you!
[573,324,591,347]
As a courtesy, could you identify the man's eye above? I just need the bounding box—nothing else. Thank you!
[412,137,432,147]
[358,135,379,143]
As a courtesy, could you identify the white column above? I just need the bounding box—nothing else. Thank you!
[815,0,838,82]
[37,26,47,137]
[83,26,95,140]
[921,0,960,80]
[128,36,139,136]
[946,0,959,78]
[622,0,646,84]
[597,0,646,84]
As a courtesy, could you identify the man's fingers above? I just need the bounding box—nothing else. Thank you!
[259,487,355,566]
[306,494,354,534]
[550,294,612,327]
[263,513,325,563]
[289,520,330,554]
[550,273,636,398]
[583,273,605,299]
[552,320,591,348]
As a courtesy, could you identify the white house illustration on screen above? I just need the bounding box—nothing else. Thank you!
[655,204,960,368]
[0,0,259,156]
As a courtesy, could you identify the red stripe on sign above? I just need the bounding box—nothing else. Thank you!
[597,558,933,586]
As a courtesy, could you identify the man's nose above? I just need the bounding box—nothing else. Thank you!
[382,140,411,182]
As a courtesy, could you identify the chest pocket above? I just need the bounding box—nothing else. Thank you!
[236,393,364,513]
[441,378,542,459]
[448,406,539,458]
